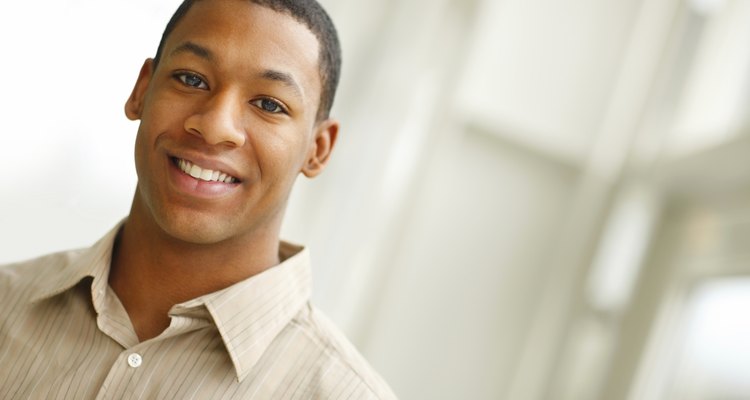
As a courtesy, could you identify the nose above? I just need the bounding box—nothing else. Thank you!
[184,91,246,147]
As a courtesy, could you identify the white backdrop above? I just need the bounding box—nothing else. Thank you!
[0,1,182,261]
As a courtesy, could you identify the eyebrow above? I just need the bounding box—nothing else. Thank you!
[169,41,304,99]
[258,70,303,99]
[170,41,214,61]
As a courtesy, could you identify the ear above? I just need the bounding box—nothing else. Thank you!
[301,119,339,178]
[124,59,154,121]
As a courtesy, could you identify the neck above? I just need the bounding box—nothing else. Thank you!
[109,196,282,341]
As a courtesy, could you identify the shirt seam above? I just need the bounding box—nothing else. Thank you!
[287,319,385,398]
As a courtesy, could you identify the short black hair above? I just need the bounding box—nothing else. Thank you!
[153,0,342,121]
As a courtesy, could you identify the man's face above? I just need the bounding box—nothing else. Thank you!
[125,0,337,245]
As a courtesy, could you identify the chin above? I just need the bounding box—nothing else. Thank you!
[156,212,239,246]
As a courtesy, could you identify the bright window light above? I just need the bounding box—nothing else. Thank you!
[669,277,750,398]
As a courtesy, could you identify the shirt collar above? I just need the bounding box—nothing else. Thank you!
[30,222,122,304]
[184,242,312,382]
[31,220,312,383]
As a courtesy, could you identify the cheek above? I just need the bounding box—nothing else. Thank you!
[133,127,148,176]
[140,90,191,130]
[133,121,166,186]
[264,136,310,178]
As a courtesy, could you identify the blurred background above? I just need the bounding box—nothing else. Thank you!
[1,0,749,398]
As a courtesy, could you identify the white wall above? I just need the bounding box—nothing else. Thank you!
[0,0,181,261]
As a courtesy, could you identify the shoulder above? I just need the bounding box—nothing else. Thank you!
[287,304,398,399]
[0,250,82,303]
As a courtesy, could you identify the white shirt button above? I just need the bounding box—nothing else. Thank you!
[127,353,143,368]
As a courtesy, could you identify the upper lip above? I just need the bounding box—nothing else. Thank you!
[169,152,243,182]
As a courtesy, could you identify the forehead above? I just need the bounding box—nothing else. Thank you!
[162,0,322,99]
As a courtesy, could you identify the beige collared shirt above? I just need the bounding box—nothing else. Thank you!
[0,224,396,399]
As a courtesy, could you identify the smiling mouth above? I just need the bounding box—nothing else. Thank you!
[172,157,239,184]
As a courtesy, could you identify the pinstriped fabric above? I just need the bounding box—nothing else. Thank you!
[0,224,397,399]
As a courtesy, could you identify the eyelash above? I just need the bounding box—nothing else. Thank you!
[172,71,288,115]
[173,72,208,89]
[250,98,288,115]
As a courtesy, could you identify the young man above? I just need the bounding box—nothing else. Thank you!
[0,0,396,398]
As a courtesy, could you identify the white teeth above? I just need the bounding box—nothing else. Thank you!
[189,165,202,178]
[176,158,237,183]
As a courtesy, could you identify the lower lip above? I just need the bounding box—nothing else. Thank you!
[168,157,241,198]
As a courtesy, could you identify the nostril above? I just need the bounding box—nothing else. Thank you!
[183,105,246,148]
